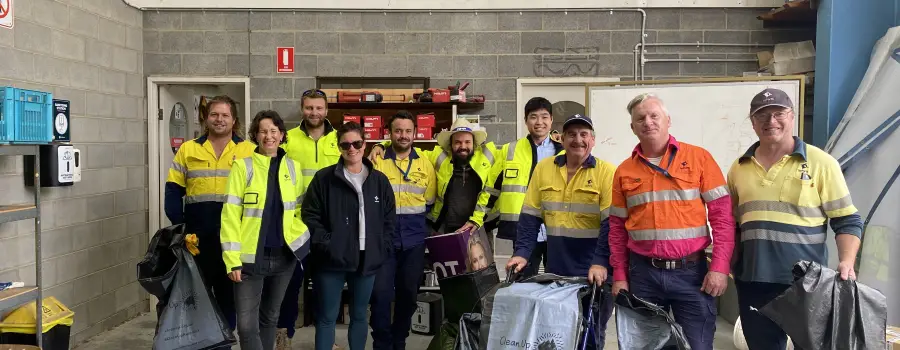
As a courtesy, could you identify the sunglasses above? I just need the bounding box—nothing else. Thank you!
[302,89,326,97]
[339,140,365,150]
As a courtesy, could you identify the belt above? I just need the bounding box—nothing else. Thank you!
[638,250,705,270]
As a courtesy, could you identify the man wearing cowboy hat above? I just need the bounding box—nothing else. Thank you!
[368,118,498,235]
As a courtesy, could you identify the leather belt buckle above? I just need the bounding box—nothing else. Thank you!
[650,258,681,270]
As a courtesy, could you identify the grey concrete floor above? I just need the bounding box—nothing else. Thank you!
[72,311,739,349]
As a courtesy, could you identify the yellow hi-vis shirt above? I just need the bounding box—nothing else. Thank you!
[166,133,256,233]
[283,120,340,186]
[220,150,311,272]
[514,154,616,276]
[379,141,498,228]
[372,147,437,248]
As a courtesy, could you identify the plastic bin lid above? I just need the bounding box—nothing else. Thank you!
[0,345,41,350]
[0,296,74,334]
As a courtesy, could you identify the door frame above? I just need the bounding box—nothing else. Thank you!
[515,77,621,138]
[147,76,252,239]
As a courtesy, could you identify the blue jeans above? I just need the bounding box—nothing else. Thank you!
[277,258,306,337]
[314,269,377,350]
[735,280,801,350]
[627,253,718,350]
[369,244,427,350]
[234,247,297,350]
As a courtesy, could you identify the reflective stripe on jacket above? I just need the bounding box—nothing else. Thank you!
[372,147,437,249]
[220,150,311,273]
[487,135,564,240]
[165,134,256,234]
[283,120,340,187]
[513,154,616,277]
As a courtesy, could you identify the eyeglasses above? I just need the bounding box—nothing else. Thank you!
[751,111,791,122]
[302,89,326,97]
[339,140,365,150]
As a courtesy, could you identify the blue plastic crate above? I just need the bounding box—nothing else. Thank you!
[0,87,54,144]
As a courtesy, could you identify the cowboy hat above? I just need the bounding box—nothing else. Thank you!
[436,118,487,151]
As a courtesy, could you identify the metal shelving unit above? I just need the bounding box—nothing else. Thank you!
[0,144,43,348]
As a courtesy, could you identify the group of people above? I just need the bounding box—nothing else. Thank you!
[164,85,863,350]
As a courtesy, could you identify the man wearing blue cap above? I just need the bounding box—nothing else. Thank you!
[507,114,617,349]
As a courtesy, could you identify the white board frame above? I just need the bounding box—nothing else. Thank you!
[585,75,806,141]
[124,0,788,10]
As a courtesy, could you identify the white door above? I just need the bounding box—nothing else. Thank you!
[156,83,250,229]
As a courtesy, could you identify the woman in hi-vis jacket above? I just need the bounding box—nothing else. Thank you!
[220,110,311,350]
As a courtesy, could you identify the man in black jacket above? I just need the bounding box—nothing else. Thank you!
[301,121,396,350]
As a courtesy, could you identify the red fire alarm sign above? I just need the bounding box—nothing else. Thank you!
[276,47,294,73]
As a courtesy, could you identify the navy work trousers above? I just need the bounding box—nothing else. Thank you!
[627,253,718,350]
[735,279,801,350]
[369,244,427,350]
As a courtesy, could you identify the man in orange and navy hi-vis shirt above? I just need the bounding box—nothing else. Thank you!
[607,93,735,350]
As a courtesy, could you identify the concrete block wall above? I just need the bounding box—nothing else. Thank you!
[142,8,814,146]
[0,0,148,345]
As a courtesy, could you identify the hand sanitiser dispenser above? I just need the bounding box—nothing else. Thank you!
[25,144,82,187]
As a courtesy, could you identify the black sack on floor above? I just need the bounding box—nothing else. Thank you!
[457,313,482,350]
[437,263,500,323]
[759,260,887,350]
[137,224,185,300]
[615,290,691,350]
[153,246,236,350]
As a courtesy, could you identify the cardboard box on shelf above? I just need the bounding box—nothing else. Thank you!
[417,113,436,127]
[363,116,382,129]
[416,127,433,140]
[757,40,816,75]
[343,115,361,124]
[363,127,380,140]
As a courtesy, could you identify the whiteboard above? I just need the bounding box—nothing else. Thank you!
[586,78,804,176]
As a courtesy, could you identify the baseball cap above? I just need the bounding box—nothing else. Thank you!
[562,114,593,131]
[750,88,793,116]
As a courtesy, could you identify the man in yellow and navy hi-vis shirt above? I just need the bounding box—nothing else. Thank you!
[506,114,616,350]
[369,111,437,350]
[165,95,255,330]
[278,88,342,344]
[221,110,311,350]
[485,97,564,278]
[728,88,862,350]
[368,118,498,235]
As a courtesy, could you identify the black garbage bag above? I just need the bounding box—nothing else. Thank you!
[614,290,691,350]
[759,260,887,350]
[137,224,185,300]
[427,321,459,350]
[437,263,500,323]
[153,246,236,350]
[457,313,482,350]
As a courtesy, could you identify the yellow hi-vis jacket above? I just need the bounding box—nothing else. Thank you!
[283,119,340,187]
[165,133,256,234]
[220,150,311,272]
[486,135,564,240]
[378,141,498,228]
[372,147,437,248]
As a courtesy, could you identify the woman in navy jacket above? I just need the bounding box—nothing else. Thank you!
[301,121,396,350]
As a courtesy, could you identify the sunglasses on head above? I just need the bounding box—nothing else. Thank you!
[302,89,327,97]
[339,140,365,150]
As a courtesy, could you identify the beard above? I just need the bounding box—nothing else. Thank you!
[452,149,473,164]
[392,141,411,153]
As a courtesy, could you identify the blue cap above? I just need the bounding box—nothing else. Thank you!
[562,114,593,131]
